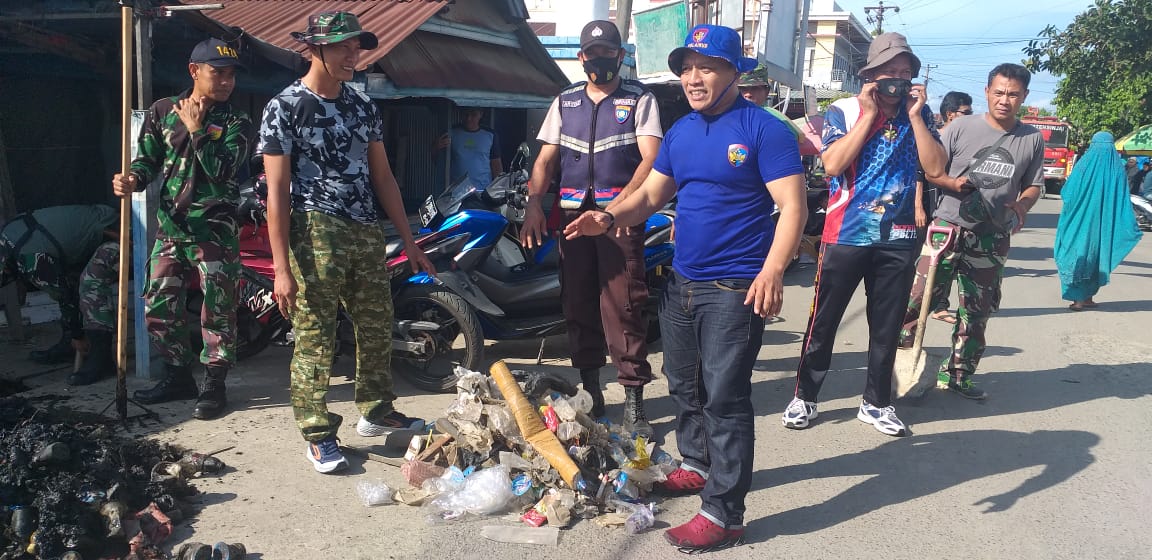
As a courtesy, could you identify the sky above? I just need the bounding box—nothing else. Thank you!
[828,0,1094,113]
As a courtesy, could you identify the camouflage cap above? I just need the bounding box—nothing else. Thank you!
[290,11,379,50]
[738,65,770,87]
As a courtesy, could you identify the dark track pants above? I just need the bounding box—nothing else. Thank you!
[794,243,917,408]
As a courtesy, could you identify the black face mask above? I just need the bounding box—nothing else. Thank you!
[875,78,912,99]
[582,56,621,85]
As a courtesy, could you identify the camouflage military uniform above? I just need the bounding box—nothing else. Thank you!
[79,241,121,332]
[260,80,398,441]
[900,218,1009,382]
[130,90,253,368]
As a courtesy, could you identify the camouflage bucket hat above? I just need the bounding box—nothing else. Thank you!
[290,11,379,50]
[738,65,769,87]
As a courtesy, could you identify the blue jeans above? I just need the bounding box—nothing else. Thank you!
[660,271,765,528]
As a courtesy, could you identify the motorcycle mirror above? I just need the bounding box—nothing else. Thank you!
[518,142,531,158]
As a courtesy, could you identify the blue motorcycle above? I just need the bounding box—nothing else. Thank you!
[409,145,675,389]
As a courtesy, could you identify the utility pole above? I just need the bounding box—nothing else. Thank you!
[923,63,938,85]
[615,0,633,45]
[863,1,899,35]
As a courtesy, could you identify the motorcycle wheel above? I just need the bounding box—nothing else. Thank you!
[235,305,273,361]
[393,285,484,393]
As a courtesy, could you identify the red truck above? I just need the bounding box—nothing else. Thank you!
[1020,115,1074,197]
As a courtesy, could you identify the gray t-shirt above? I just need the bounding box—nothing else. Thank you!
[935,114,1044,232]
[2,204,118,265]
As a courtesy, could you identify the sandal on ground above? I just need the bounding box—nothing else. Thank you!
[931,310,957,324]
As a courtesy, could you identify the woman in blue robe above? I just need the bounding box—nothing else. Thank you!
[1054,131,1142,311]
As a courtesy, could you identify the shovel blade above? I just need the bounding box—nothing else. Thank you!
[894,347,931,398]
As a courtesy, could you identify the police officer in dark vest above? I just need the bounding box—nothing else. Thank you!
[520,20,664,439]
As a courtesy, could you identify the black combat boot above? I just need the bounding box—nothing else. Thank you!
[68,330,115,386]
[579,368,606,418]
[192,366,228,420]
[133,363,199,404]
[622,385,654,440]
[29,324,73,364]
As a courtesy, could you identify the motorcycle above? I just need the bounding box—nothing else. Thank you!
[225,171,485,393]
[1132,193,1152,232]
[416,144,676,356]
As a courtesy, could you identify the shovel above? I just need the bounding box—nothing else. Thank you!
[894,223,955,398]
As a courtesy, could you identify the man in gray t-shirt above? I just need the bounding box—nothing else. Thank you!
[901,63,1044,400]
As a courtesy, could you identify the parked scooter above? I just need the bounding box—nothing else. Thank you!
[417,144,676,356]
[225,168,484,393]
[1132,193,1152,231]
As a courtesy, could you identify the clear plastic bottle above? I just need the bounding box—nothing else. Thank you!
[624,503,655,534]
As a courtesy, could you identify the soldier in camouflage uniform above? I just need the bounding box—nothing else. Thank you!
[0,205,118,370]
[112,38,253,420]
[903,63,1045,400]
[68,241,122,385]
[260,12,435,473]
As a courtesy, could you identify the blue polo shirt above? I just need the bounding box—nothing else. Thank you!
[653,97,804,281]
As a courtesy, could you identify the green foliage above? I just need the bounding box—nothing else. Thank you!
[1023,0,1152,145]
[1017,106,1055,118]
[818,92,855,112]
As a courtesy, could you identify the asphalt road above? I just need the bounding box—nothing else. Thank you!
[7,197,1150,559]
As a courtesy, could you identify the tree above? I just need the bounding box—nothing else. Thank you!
[1017,106,1055,118]
[1023,0,1152,145]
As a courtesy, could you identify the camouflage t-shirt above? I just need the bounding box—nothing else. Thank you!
[130,90,253,243]
[259,81,383,224]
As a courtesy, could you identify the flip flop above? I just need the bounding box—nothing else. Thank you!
[1068,304,1084,312]
[931,310,957,324]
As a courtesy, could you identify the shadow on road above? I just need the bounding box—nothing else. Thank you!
[995,299,1152,317]
[745,428,1098,541]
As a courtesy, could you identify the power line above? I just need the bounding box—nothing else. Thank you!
[863,1,900,34]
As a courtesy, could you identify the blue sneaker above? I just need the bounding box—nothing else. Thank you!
[306,435,348,473]
[356,410,426,437]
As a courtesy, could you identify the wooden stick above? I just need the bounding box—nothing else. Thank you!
[116,2,133,421]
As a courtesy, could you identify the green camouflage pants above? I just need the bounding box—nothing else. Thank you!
[1,236,83,338]
[288,211,396,442]
[80,241,120,332]
[145,238,239,368]
[901,218,1009,382]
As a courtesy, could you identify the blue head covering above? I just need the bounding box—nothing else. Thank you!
[667,25,758,76]
[1053,130,1142,302]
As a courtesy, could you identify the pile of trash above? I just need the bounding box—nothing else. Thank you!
[0,397,229,560]
[361,361,676,543]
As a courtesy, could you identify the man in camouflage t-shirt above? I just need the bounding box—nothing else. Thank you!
[259,12,434,474]
[112,38,253,420]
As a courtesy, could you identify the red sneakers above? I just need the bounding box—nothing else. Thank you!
[664,514,745,552]
[656,467,707,495]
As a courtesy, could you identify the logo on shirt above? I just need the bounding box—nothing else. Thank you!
[727,144,749,167]
[615,104,632,123]
[206,124,223,141]
[889,224,918,240]
[968,146,1015,191]
[561,99,582,108]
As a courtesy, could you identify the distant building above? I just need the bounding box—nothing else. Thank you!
[804,0,871,95]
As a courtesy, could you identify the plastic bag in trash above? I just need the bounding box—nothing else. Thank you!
[556,422,587,443]
[484,405,520,438]
[428,464,516,516]
[355,480,394,507]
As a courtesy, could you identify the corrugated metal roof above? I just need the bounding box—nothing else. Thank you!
[379,30,559,97]
[183,0,448,71]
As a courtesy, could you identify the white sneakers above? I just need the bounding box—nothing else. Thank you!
[781,397,909,437]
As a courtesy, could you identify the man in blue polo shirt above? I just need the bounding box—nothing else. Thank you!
[565,24,806,553]
[780,33,945,437]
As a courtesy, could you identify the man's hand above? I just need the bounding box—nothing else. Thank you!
[175,96,207,134]
[563,210,612,240]
[519,203,549,248]
[941,174,972,193]
[434,133,450,151]
[1005,199,1030,233]
[746,267,784,318]
[915,206,927,228]
[858,82,879,118]
[112,173,137,198]
[274,274,298,320]
[907,83,928,118]
[404,244,437,276]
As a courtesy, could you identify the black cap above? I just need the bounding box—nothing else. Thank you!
[189,38,247,70]
[580,20,622,52]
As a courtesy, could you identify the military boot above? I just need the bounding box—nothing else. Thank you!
[622,385,654,440]
[579,368,606,418]
[29,324,73,364]
[192,366,229,420]
[133,363,199,404]
[69,330,115,386]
